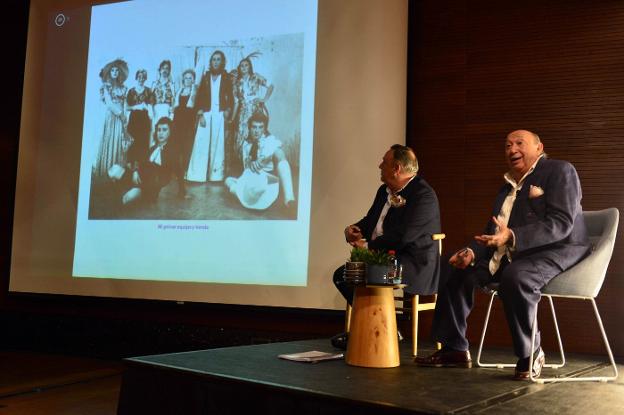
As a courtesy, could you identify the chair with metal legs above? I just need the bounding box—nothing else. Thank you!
[476,208,619,383]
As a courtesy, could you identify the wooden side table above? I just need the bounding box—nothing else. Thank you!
[345,285,401,368]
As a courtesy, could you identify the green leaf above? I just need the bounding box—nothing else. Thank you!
[349,247,394,265]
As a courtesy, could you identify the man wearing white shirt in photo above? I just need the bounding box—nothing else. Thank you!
[189,50,234,182]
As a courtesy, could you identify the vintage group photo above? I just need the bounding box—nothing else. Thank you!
[86,33,304,220]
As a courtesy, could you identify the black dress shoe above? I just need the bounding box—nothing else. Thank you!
[331,332,348,350]
[414,348,472,368]
[514,348,545,380]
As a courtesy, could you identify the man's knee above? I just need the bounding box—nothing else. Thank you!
[498,261,537,298]
[333,265,345,286]
[440,264,484,292]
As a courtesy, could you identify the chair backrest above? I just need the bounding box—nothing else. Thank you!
[394,233,444,313]
[542,208,619,298]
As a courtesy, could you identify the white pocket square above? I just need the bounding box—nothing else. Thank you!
[529,185,544,198]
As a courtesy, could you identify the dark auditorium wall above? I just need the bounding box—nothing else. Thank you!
[3,0,624,358]
[407,0,624,356]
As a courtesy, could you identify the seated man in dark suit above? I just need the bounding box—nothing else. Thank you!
[332,144,441,349]
[107,117,177,206]
[140,117,177,203]
[415,130,591,380]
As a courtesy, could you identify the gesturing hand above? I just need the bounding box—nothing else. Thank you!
[344,225,363,244]
[448,248,474,269]
[249,160,263,173]
[474,216,512,248]
[350,238,367,248]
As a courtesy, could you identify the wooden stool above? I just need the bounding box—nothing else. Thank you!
[344,233,446,357]
[346,285,400,368]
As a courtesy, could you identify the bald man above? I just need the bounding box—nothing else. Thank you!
[415,130,590,380]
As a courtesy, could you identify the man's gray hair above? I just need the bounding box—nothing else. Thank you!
[391,144,419,175]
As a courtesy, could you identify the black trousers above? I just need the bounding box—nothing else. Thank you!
[333,265,354,306]
[431,255,560,358]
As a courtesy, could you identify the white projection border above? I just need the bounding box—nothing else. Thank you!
[73,0,318,285]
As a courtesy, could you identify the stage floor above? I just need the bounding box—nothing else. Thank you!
[119,338,624,414]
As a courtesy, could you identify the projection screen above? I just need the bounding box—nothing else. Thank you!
[10,0,408,310]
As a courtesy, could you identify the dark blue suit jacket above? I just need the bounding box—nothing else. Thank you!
[355,176,441,295]
[469,157,590,277]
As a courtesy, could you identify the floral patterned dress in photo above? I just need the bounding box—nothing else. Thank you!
[152,78,175,124]
[94,82,128,177]
[234,73,269,152]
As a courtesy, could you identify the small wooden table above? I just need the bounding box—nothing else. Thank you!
[345,284,403,368]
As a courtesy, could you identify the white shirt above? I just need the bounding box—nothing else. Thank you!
[370,176,416,242]
[210,74,221,112]
[371,190,392,241]
[241,135,282,173]
[149,143,167,166]
[488,155,544,275]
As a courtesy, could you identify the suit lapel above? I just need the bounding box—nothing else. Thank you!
[508,158,546,226]
[384,177,416,226]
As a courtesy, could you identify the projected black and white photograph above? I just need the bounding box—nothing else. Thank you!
[73,0,316,284]
[87,34,302,221]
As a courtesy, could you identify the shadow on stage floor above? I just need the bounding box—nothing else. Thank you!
[118,338,624,414]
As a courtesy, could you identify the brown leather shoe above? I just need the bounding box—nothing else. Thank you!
[513,348,545,380]
[414,348,472,368]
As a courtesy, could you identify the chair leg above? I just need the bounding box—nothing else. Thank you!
[477,292,563,369]
[476,292,514,368]
[545,295,565,368]
[412,295,419,357]
[532,298,619,383]
[432,294,441,350]
[345,303,352,333]
[592,298,619,381]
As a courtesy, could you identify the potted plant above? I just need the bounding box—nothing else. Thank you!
[343,247,368,284]
[345,248,402,285]
[364,249,399,285]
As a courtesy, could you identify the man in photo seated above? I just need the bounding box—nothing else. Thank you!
[225,112,295,210]
[415,130,591,380]
[108,117,177,206]
[331,144,441,349]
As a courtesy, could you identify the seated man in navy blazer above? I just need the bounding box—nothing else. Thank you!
[415,130,590,380]
[332,144,441,349]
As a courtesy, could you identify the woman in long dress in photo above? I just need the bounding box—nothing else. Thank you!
[151,59,175,131]
[172,69,198,198]
[232,56,274,175]
[94,58,129,178]
[126,69,153,170]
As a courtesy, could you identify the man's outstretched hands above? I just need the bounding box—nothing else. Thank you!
[474,216,512,248]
